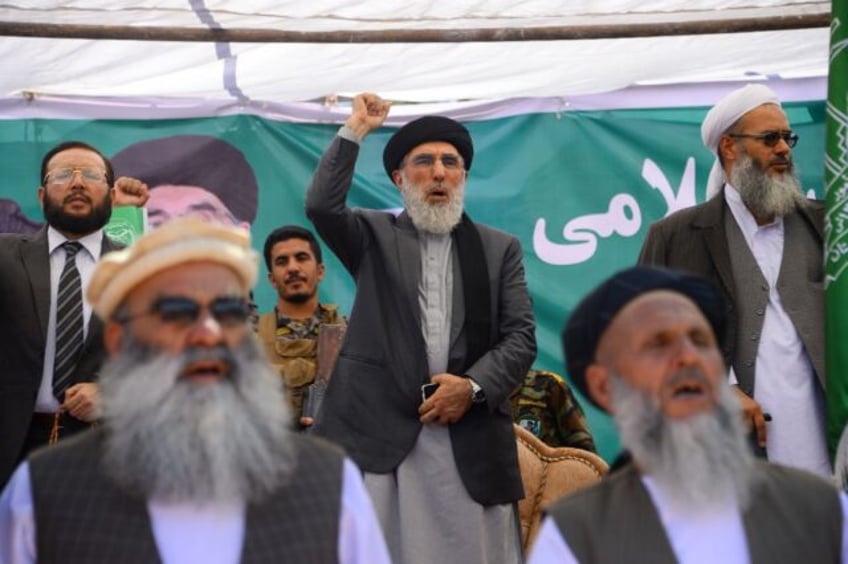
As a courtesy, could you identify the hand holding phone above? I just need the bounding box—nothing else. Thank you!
[421,383,440,401]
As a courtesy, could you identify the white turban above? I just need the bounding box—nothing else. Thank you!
[87,217,259,320]
[700,84,781,199]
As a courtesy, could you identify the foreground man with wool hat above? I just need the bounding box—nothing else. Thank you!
[529,266,846,564]
[306,93,536,563]
[638,83,828,478]
[0,218,390,563]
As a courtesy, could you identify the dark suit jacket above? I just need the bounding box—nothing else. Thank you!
[306,136,537,505]
[0,227,121,486]
[638,189,824,395]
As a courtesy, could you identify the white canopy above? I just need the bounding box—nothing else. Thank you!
[0,0,831,106]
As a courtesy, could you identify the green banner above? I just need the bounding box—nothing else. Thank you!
[0,104,826,461]
[825,1,848,457]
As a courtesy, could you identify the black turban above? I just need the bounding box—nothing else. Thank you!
[562,266,726,409]
[382,116,474,179]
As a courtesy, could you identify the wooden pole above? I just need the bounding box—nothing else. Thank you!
[0,13,830,43]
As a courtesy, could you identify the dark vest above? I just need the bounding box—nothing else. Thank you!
[724,211,769,397]
[549,462,842,564]
[29,428,344,563]
[723,206,825,393]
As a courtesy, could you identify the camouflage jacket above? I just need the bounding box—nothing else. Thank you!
[510,369,596,452]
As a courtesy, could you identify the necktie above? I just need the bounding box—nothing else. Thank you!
[53,241,84,402]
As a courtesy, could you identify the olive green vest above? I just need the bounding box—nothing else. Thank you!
[257,305,345,420]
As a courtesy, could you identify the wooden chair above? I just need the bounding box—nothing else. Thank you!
[515,423,608,553]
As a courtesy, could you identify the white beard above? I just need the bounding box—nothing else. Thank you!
[610,368,756,513]
[730,152,807,219]
[98,334,293,504]
[399,172,465,235]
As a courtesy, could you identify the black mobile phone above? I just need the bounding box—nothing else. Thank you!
[747,412,772,459]
[421,383,440,401]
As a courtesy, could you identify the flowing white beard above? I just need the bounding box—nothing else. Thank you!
[730,152,807,219]
[98,334,293,504]
[610,369,755,513]
[399,172,465,235]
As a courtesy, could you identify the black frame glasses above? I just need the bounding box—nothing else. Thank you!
[114,296,250,327]
[407,153,464,170]
[727,131,798,148]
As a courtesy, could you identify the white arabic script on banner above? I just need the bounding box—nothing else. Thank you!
[533,157,696,265]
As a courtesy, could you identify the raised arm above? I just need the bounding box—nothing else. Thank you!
[305,93,391,273]
[345,93,391,141]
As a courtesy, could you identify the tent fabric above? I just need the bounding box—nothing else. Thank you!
[0,78,827,123]
[0,1,830,104]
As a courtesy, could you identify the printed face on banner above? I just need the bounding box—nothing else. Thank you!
[147,185,249,230]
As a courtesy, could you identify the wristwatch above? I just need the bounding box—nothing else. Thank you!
[469,378,486,404]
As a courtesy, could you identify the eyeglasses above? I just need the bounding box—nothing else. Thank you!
[44,167,107,186]
[727,131,798,148]
[408,153,464,170]
[114,296,250,327]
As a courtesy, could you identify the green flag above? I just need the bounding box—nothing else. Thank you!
[825,0,848,457]
[104,205,147,246]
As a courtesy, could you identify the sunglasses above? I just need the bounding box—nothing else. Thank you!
[115,296,250,327]
[727,131,798,148]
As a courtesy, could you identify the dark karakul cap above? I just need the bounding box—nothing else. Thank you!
[562,266,726,409]
[382,115,474,179]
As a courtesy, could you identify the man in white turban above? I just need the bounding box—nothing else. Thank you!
[701,84,781,199]
[638,83,829,479]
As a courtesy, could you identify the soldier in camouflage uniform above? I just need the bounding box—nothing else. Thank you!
[510,369,596,452]
[258,226,346,429]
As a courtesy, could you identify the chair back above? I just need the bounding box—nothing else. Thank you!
[515,423,608,553]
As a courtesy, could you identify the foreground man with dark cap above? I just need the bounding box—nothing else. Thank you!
[0,218,390,563]
[528,266,846,564]
[306,93,536,563]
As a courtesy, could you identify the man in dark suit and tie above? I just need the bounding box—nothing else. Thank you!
[306,93,536,564]
[638,84,828,478]
[0,141,148,487]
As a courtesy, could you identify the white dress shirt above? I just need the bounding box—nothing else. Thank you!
[0,458,391,564]
[419,231,453,374]
[724,185,830,478]
[33,227,103,413]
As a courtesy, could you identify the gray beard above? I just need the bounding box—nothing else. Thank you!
[98,335,293,504]
[611,370,756,512]
[399,172,465,235]
[730,153,807,220]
